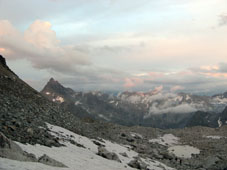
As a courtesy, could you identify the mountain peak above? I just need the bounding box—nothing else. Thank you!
[43,78,64,91]
[0,55,7,67]
[41,78,74,97]
[0,54,17,77]
[49,77,56,82]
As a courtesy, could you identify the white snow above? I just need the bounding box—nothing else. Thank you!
[168,145,200,158]
[0,123,174,170]
[185,95,191,101]
[75,101,82,105]
[149,134,179,146]
[45,92,50,95]
[150,134,200,159]
[130,132,143,139]
[98,114,110,121]
[55,96,64,103]
[205,135,225,139]
[218,117,222,127]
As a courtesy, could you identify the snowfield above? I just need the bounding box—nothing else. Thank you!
[0,123,174,170]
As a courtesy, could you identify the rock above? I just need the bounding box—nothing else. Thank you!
[38,154,67,167]
[126,137,135,143]
[119,152,128,157]
[0,132,37,162]
[203,156,219,169]
[128,157,148,170]
[0,132,11,148]
[27,128,34,135]
[93,140,105,147]
[97,146,121,162]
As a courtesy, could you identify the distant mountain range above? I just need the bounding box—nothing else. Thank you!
[41,78,227,129]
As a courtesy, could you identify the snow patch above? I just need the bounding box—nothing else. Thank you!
[218,117,222,127]
[55,96,64,103]
[205,135,225,139]
[75,101,82,105]
[45,92,50,95]
[149,134,179,146]
[150,134,200,159]
[130,132,143,139]
[168,145,200,158]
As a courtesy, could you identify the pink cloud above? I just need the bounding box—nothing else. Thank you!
[200,65,219,71]
[171,85,185,92]
[201,72,227,78]
[0,19,90,73]
[152,85,163,94]
[124,77,143,88]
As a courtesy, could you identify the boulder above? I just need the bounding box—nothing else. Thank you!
[38,154,67,167]
[128,157,148,170]
[97,146,121,162]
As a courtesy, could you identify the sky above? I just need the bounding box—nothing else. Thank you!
[1,0,227,95]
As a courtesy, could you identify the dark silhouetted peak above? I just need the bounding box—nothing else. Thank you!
[0,55,7,67]
[0,54,17,77]
[49,77,56,83]
[41,78,74,97]
[43,78,65,92]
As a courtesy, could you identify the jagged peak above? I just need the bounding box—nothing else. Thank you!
[49,77,56,82]
[45,77,64,89]
[0,55,7,67]
[41,77,74,96]
[0,54,17,77]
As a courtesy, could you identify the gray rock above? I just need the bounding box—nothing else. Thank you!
[0,132,37,162]
[128,157,148,170]
[203,156,219,169]
[119,152,128,157]
[38,154,67,168]
[97,146,121,162]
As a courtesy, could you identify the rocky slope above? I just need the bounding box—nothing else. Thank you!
[1,54,227,170]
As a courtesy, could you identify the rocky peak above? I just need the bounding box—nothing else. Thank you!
[41,78,74,97]
[43,78,65,92]
[0,54,17,77]
[0,55,7,67]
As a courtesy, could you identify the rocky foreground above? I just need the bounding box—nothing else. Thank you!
[0,54,227,170]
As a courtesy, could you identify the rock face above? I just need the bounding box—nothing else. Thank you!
[220,106,227,126]
[186,111,219,127]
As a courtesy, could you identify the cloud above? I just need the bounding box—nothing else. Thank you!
[0,20,91,73]
[219,14,227,26]
[147,102,197,115]
[124,77,143,88]
[171,85,185,92]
